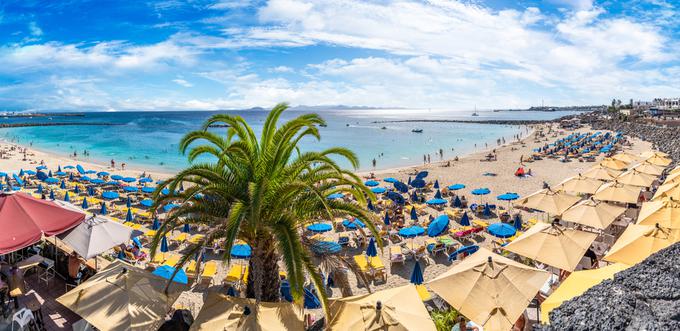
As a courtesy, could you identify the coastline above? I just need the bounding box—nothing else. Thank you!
[1,122,652,200]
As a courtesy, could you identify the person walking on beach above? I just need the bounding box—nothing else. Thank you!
[111,159,115,169]
[372,158,376,168]
[121,163,126,170]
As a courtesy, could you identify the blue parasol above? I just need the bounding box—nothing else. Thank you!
[513,214,523,230]
[310,241,341,255]
[64,192,70,202]
[123,186,138,193]
[122,177,136,183]
[410,260,424,285]
[471,188,491,195]
[25,170,36,175]
[364,180,379,187]
[410,207,418,221]
[393,181,409,193]
[387,191,405,205]
[416,171,428,179]
[125,209,133,222]
[371,187,387,194]
[91,179,105,184]
[126,196,131,208]
[139,177,153,183]
[487,223,517,238]
[160,236,169,252]
[407,176,412,185]
[365,238,377,257]
[63,165,75,169]
[426,198,447,205]
[497,192,520,201]
[102,191,119,199]
[367,199,374,211]
[453,196,462,207]
[434,180,440,189]
[231,244,252,258]
[111,175,123,180]
[69,173,74,181]
[36,184,43,194]
[460,212,470,226]
[45,177,59,184]
[411,190,419,202]
[81,197,89,209]
[141,186,155,193]
[307,223,332,233]
[399,225,424,238]
[49,190,55,200]
[152,265,188,284]
[448,245,479,261]
[383,177,398,183]
[100,202,107,215]
[326,193,344,200]
[80,176,92,182]
[410,179,425,188]
[140,199,153,207]
[383,212,390,225]
[163,203,179,212]
[36,165,47,171]
[448,184,465,190]
[342,218,365,229]
[427,215,449,237]
[434,189,442,199]
[97,171,109,177]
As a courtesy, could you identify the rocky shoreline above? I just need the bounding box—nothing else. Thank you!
[543,242,680,330]
[371,119,549,125]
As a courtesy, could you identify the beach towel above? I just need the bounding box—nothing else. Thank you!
[515,167,525,177]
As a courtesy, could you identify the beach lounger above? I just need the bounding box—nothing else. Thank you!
[164,254,180,267]
[150,252,166,265]
[353,255,370,274]
[389,246,404,266]
[369,256,387,282]
[241,266,249,285]
[189,234,205,245]
[415,284,431,301]
[186,261,198,281]
[224,264,243,287]
[201,261,218,286]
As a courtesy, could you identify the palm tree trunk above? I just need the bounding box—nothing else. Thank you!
[246,234,281,302]
[334,269,353,297]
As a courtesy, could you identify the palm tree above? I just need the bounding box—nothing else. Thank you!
[150,103,379,312]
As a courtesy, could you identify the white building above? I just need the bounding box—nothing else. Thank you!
[653,98,680,110]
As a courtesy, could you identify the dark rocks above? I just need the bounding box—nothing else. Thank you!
[0,122,121,128]
[543,242,680,331]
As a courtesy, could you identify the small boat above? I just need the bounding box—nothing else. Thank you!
[381,126,387,130]
[471,112,479,117]
[412,129,423,133]
[319,123,327,127]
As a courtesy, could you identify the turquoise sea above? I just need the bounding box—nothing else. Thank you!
[0,109,582,172]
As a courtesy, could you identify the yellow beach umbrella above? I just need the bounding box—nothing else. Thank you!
[669,165,680,175]
[189,293,304,331]
[652,182,680,201]
[592,182,641,204]
[639,150,668,159]
[57,260,187,331]
[645,154,672,167]
[555,175,604,195]
[540,263,630,323]
[612,152,639,164]
[561,199,626,230]
[630,161,665,176]
[514,189,581,216]
[503,222,598,271]
[615,169,657,188]
[637,199,680,229]
[663,171,680,184]
[428,248,549,331]
[599,157,628,171]
[604,224,680,265]
[582,165,622,181]
[327,284,436,331]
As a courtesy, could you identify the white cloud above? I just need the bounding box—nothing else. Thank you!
[172,78,193,87]
[28,22,43,36]
[270,65,294,73]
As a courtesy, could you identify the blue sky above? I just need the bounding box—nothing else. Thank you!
[0,0,678,111]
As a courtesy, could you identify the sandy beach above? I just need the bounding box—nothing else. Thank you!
[0,122,653,319]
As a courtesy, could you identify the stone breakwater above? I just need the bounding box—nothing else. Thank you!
[577,113,680,166]
[543,242,680,330]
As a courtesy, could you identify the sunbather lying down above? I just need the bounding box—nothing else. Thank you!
[483,172,497,177]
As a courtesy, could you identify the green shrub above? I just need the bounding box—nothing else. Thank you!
[431,308,460,331]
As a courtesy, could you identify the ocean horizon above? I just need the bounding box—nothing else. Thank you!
[0,108,582,173]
